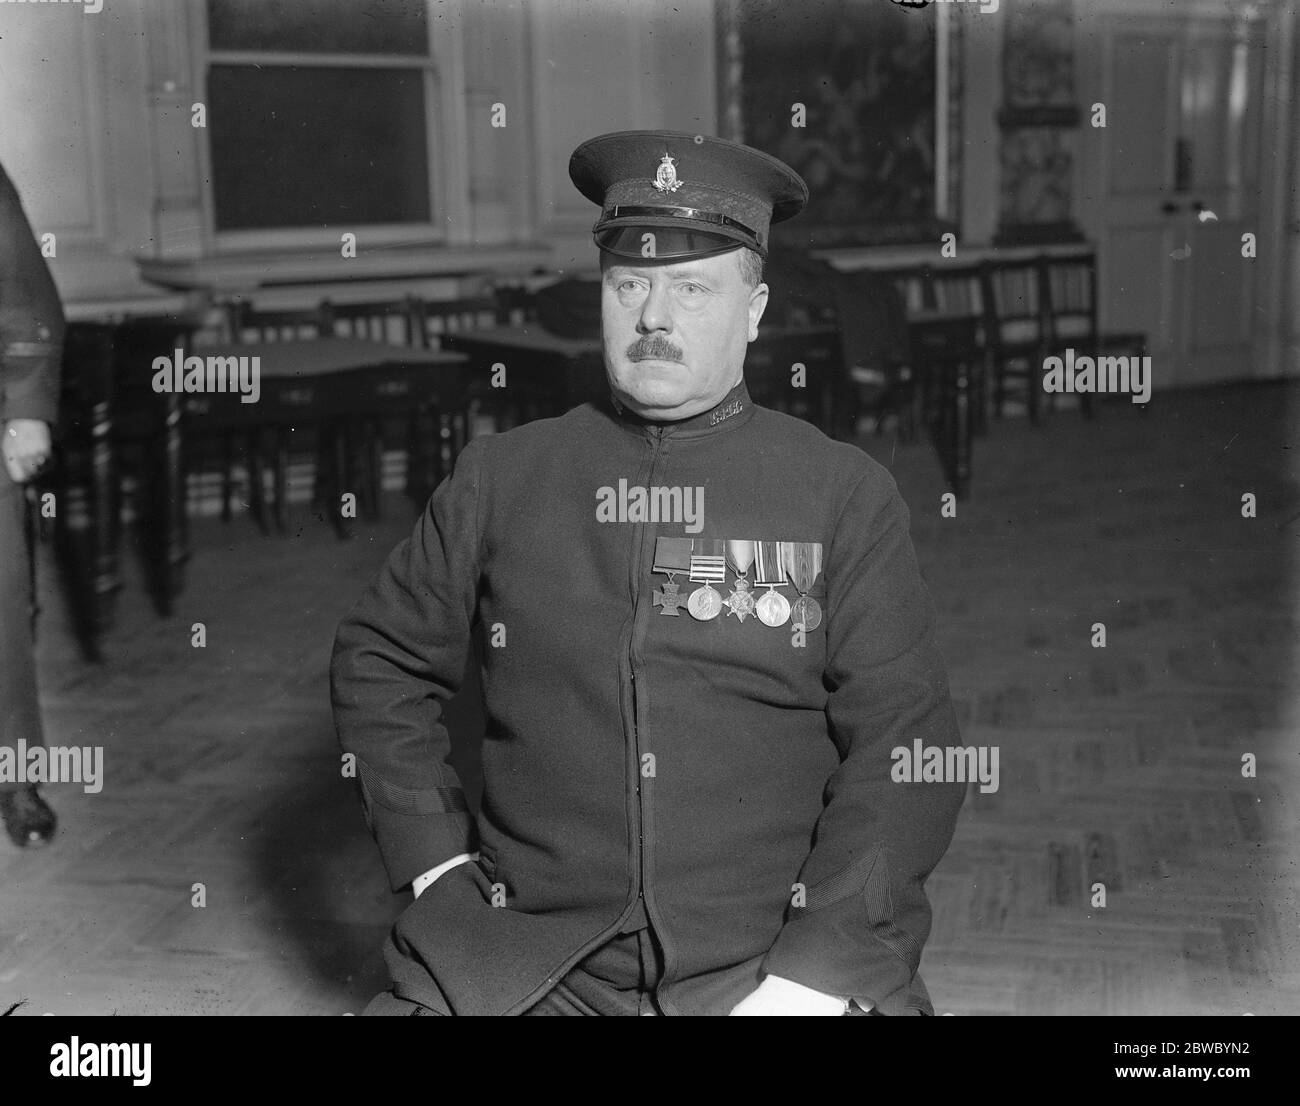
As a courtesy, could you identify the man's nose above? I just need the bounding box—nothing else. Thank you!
[637,282,674,334]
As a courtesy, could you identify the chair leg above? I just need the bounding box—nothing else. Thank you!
[160,399,188,613]
[405,406,427,506]
[246,429,269,535]
[974,355,990,436]
[439,409,456,482]
[366,417,383,521]
[954,358,973,499]
[92,412,121,632]
[331,419,351,540]
[221,431,235,523]
[273,426,289,533]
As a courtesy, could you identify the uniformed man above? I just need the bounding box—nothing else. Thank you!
[0,159,64,848]
[331,130,965,1015]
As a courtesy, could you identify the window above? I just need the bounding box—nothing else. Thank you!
[203,0,444,243]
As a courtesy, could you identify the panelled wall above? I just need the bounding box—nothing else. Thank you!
[0,0,1294,379]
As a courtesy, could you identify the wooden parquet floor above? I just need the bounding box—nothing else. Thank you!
[2,383,1296,1015]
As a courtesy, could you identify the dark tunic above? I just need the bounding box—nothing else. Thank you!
[0,160,64,787]
[331,380,964,1015]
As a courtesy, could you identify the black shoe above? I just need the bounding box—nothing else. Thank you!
[0,787,57,848]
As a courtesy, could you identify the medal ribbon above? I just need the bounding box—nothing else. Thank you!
[689,538,726,583]
[653,536,693,578]
[725,540,756,579]
[753,541,788,587]
[782,542,823,595]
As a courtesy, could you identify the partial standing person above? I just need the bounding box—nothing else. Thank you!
[0,158,65,847]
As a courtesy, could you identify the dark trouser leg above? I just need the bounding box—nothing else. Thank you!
[524,927,665,1016]
[0,480,46,794]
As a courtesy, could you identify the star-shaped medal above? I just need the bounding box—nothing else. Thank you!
[724,577,756,623]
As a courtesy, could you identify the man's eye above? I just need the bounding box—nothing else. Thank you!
[617,280,643,293]
[678,283,704,295]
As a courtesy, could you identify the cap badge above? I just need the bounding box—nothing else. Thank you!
[652,153,682,194]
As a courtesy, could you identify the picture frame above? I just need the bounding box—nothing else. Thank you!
[717,0,963,249]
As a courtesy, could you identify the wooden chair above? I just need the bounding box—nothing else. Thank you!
[983,257,1051,423]
[492,283,539,328]
[414,292,540,436]
[907,314,981,500]
[888,269,932,440]
[758,253,909,441]
[1041,252,1148,418]
[411,295,501,349]
[835,269,914,442]
[322,296,421,345]
[220,300,333,531]
[918,264,989,436]
[225,299,333,344]
[317,296,427,517]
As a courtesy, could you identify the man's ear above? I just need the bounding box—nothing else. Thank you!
[747,282,770,341]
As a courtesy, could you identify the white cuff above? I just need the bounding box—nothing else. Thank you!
[411,852,477,898]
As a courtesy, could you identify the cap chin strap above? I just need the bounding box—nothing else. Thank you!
[608,204,760,243]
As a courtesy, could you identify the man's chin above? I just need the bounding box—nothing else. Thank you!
[612,364,691,410]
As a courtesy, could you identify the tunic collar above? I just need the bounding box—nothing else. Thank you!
[607,379,755,437]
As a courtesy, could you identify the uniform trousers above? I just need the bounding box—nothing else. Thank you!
[0,477,43,794]
[364,924,665,1016]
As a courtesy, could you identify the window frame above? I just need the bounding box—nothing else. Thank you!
[194,0,470,254]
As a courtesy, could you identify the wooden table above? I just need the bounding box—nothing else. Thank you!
[441,323,845,434]
[182,337,470,535]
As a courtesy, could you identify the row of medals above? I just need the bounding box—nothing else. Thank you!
[657,539,822,630]
[681,574,821,630]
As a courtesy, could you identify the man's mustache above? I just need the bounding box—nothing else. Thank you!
[627,335,684,362]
